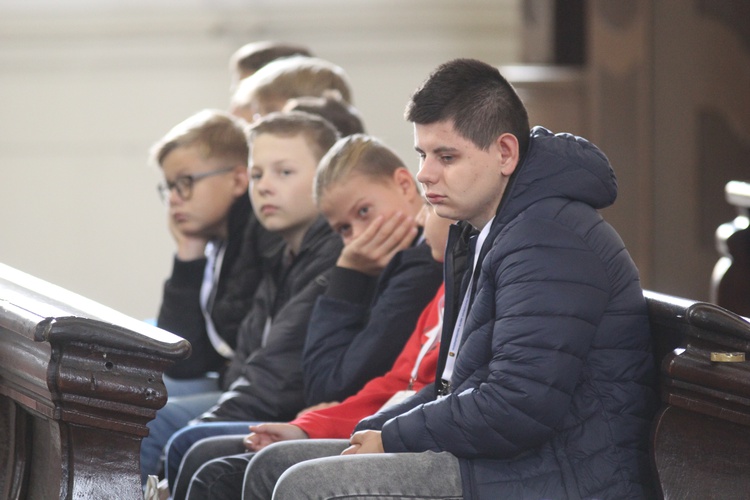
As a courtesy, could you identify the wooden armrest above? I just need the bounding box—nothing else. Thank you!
[0,263,190,499]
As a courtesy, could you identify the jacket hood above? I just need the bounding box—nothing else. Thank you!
[496,126,618,225]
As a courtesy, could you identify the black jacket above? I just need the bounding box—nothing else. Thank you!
[158,194,282,379]
[303,239,443,403]
[200,216,343,422]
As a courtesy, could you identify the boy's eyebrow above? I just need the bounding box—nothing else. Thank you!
[340,196,367,225]
[251,158,295,169]
[414,145,460,155]
[345,196,367,215]
[324,195,366,227]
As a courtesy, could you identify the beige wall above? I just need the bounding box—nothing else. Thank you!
[0,1,521,319]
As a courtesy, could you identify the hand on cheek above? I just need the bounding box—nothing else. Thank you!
[169,216,209,261]
[336,212,417,276]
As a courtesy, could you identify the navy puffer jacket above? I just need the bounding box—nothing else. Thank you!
[357,127,658,499]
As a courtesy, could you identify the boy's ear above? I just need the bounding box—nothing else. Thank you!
[496,133,519,177]
[393,167,418,200]
[231,165,250,196]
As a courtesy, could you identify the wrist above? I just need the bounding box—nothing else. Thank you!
[335,253,366,272]
[291,425,309,440]
[336,254,383,277]
[175,241,208,261]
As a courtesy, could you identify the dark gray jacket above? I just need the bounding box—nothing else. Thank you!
[201,216,342,422]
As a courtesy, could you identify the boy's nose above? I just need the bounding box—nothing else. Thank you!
[253,177,273,195]
[416,159,436,185]
[168,187,183,205]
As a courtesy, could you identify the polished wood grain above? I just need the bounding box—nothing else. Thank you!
[0,263,190,499]
[646,290,750,500]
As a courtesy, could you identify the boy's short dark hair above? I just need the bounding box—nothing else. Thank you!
[247,111,340,163]
[230,41,313,77]
[150,109,249,168]
[284,92,365,137]
[405,58,530,155]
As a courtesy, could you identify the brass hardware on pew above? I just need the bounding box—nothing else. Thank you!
[709,352,746,362]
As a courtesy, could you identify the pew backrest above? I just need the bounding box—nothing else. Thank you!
[645,290,750,500]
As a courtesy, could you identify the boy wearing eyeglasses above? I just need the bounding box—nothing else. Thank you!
[151,109,282,397]
[141,111,343,485]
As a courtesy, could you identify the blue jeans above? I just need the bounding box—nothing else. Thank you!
[165,421,255,492]
[245,439,463,500]
[140,391,222,484]
[163,373,220,398]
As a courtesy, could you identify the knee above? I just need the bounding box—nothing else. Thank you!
[245,440,348,499]
[250,441,297,473]
[168,426,198,457]
[188,456,248,500]
[272,460,327,499]
[193,458,232,486]
[244,443,300,499]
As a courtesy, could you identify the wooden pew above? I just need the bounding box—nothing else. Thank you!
[646,290,750,500]
[0,263,190,499]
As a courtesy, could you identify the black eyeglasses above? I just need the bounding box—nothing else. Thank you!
[157,166,237,203]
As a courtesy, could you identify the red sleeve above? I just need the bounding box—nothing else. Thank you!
[292,284,444,439]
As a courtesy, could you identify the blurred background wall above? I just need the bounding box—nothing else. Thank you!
[0,0,521,319]
[1,0,748,320]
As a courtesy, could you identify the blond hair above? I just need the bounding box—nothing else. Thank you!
[150,109,248,168]
[314,134,407,203]
[232,56,353,116]
[247,111,340,164]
